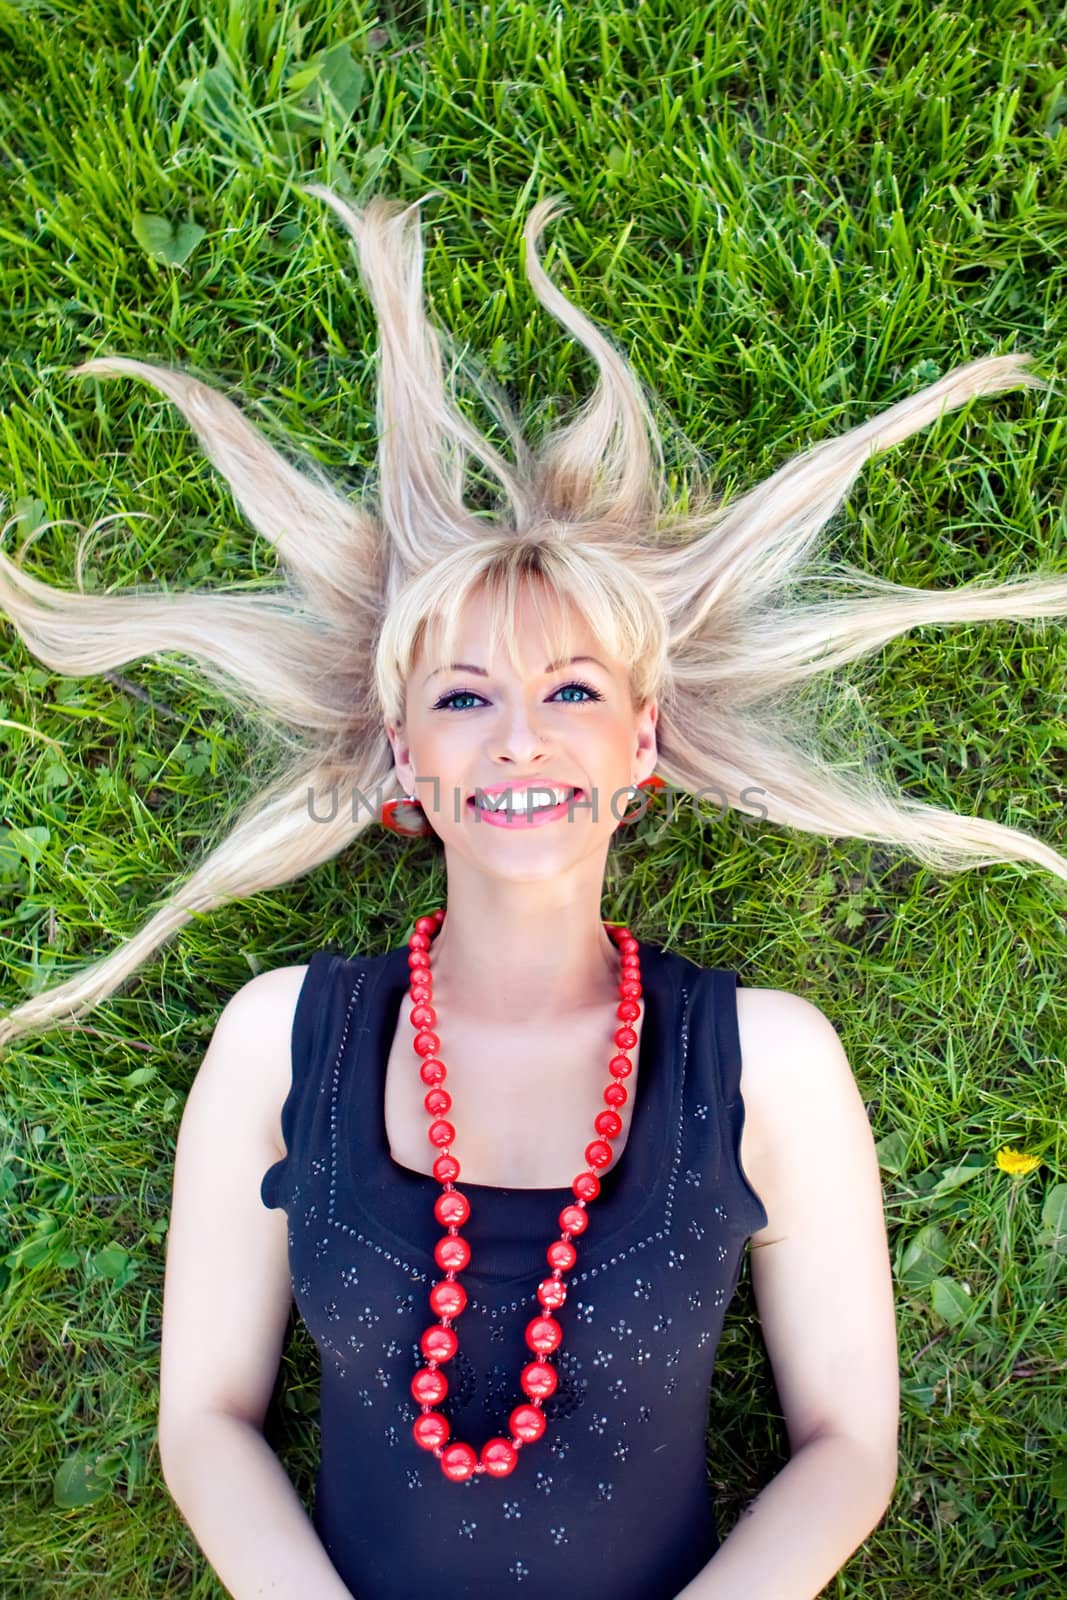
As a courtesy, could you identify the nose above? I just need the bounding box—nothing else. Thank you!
[490,696,552,765]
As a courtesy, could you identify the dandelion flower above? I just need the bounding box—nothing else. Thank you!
[995,1146,1041,1176]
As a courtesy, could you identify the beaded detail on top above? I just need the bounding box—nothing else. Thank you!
[260,938,768,1600]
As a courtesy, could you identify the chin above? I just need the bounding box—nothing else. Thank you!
[444,835,609,885]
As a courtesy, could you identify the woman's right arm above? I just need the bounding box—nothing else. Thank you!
[160,1410,353,1600]
[157,966,354,1600]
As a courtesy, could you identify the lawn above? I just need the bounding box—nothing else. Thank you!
[0,0,1065,1595]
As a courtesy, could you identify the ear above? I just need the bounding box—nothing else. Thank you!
[384,719,416,795]
[634,698,659,784]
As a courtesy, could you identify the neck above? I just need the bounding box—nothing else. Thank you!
[421,883,624,1024]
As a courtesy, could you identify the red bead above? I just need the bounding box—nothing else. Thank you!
[420,1059,446,1085]
[614,1026,637,1049]
[410,1003,437,1027]
[537,1276,566,1309]
[618,936,639,955]
[428,1118,454,1147]
[480,1437,519,1477]
[435,1234,471,1272]
[420,1324,458,1362]
[408,950,431,970]
[521,1361,558,1399]
[440,1441,478,1481]
[435,1190,470,1227]
[411,983,433,1004]
[616,999,640,1021]
[559,1203,588,1234]
[424,1087,451,1115]
[510,1403,546,1442]
[414,916,437,935]
[620,979,642,999]
[573,1170,600,1201]
[413,1411,450,1450]
[526,1315,562,1354]
[604,1082,627,1107]
[595,1110,623,1137]
[585,1139,613,1170]
[412,1366,448,1405]
[429,1279,467,1318]
[433,1152,460,1183]
[609,1054,633,1078]
[410,932,431,950]
[547,1239,577,1270]
[415,1030,441,1057]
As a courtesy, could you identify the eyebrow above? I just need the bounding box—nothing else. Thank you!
[423,654,608,686]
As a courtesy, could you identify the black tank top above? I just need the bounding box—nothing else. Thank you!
[261,938,768,1600]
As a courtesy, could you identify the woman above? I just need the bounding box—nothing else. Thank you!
[2,188,1064,1600]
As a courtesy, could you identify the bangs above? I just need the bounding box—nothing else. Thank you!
[377,535,667,723]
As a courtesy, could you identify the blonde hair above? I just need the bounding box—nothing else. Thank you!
[2,186,1065,1049]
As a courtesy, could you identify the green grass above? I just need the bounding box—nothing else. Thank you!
[1,0,1065,1594]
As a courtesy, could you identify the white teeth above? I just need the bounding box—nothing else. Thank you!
[475,786,575,812]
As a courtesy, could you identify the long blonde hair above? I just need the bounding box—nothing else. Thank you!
[2,186,1065,1049]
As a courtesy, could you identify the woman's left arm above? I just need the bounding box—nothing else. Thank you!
[674,989,900,1600]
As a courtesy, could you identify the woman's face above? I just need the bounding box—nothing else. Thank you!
[384,584,659,885]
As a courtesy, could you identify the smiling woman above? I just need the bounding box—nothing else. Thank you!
[0,183,1065,1600]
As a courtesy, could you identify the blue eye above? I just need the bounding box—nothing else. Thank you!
[431,679,605,712]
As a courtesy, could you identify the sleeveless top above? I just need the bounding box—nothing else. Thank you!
[260,938,769,1600]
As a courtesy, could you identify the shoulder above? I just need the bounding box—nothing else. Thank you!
[735,981,839,1052]
[212,964,311,1158]
[732,985,859,1241]
[734,983,851,1122]
[217,962,311,1029]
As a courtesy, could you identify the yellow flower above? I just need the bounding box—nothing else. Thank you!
[995,1146,1041,1176]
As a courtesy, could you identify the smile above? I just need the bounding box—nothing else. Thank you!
[466,789,584,829]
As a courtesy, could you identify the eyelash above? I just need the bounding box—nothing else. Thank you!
[431,679,605,712]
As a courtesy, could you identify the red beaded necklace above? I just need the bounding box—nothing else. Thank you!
[406,907,644,1481]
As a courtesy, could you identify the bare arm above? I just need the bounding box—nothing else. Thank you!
[157,965,350,1598]
[160,1412,354,1600]
[674,986,900,1599]
[672,1433,893,1600]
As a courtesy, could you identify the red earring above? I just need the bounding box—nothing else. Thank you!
[618,774,665,823]
[380,793,434,837]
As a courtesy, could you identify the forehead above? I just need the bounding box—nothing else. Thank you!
[420,582,609,675]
